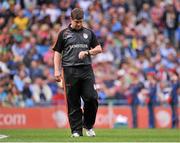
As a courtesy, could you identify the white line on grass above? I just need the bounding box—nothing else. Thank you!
[0,134,8,139]
[1,142,180,143]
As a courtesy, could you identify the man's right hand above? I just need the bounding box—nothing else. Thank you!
[55,74,62,82]
[55,74,64,88]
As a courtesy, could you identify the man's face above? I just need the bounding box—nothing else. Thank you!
[71,19,83,30]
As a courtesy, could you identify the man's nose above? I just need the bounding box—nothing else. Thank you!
[77,22,82,25]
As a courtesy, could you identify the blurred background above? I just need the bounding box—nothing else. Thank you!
[0,0,179,129]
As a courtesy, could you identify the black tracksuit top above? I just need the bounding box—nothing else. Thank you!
[53,25,99,67]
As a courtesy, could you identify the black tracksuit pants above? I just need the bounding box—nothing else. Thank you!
[63,65,98,135]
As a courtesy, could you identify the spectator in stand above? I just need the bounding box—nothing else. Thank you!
[145,72,157,128]
[29,60,43,80]
[127,69,142,128]
[138,3,151,23]
[22,77,34,107]
[162,2,178,44]
[0,7,9,29]
[9,84,24,107]
[136,16,154,38]
[0,82,7,106]
[13,9,29,30]
[0,0,179,112]
[30,77,52,105]
[150,0,164,29]
[134,0,154,13]
[168,70,179,128]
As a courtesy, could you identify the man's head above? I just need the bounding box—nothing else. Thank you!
[70,8,84,30]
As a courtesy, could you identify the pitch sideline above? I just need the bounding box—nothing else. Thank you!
[0,142,179,143]
[0,134,8,139]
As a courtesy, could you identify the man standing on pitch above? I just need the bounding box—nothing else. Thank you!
[53,8,102,137]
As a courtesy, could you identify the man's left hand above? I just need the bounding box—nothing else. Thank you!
[78,51,89,59]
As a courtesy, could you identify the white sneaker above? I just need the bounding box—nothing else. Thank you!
[85,129,96,137]
[71,132,80,137]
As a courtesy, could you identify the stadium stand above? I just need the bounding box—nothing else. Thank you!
[0,0,179,109]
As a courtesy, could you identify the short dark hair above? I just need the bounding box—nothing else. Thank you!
[71,8,84,20]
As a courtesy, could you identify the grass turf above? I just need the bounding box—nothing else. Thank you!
[0,128,179,142]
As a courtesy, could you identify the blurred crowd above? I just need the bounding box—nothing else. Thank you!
[0,0,179,108]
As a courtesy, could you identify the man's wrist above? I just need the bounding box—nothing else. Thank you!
[87,50,90,56]
[54,71,61,76]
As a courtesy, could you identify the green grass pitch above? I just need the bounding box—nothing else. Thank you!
[0,128,179,142]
